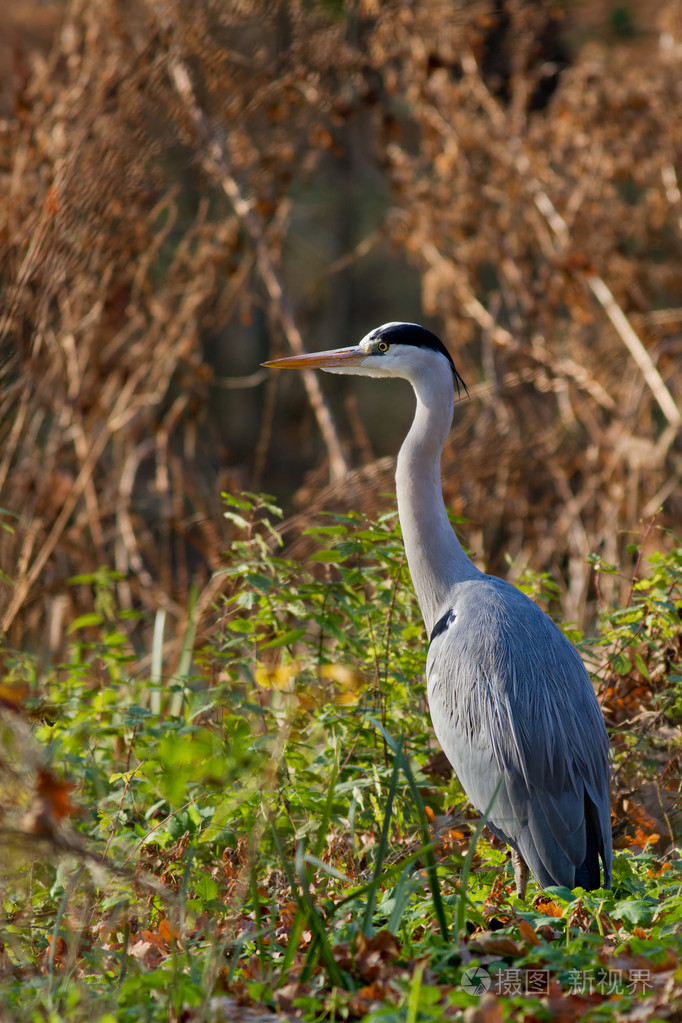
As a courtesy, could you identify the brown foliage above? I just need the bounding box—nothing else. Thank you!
[0,0,681,654]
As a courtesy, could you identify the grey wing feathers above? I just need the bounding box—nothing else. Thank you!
[426,576,612,890]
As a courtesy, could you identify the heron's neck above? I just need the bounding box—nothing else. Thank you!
[396,372,480,633]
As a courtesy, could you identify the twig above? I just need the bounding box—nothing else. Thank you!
[464,56,682,430]
[168,60,348,482]
[584,275,681,428]
[1,424,112,634]
[512,158,681,429]
[213,369,269,389]
[661,163,682,236]
[420,240,515,349]
[624,514,657,609]
[326,226,385,276]
[0,827,172,897]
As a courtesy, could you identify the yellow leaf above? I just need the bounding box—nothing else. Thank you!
[256,662,299,691]
[319,663,366,690]
[334,690,361,707]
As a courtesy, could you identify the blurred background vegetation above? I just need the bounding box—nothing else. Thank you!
[1,0,681,656]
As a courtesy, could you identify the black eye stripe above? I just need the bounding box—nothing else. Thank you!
[368,323,468,396]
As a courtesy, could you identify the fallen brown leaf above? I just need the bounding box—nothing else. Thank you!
[463,992,504,1023]
[348,980,392,1018]
[518,919,542,947]
[0,681,29,709]
[355,930,401,980]
[20,768,79,836]
[43,934,67,971]
[128,938,164,968]
[354,930,400,960]
[158,918,179,944]
[468,931,525,957]
[533,896,563,918]
[274,981,309,1011]
[36,768,77,821]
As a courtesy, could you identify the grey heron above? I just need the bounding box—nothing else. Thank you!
[264,321,612,897]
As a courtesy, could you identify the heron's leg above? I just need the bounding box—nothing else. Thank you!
[511,850,528,899]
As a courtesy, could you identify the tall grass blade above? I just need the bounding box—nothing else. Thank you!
[271,825,349,990]
[455,776,504,938]
[387,863,417,936]
[250,862,268,975]
[169,584,198,716]
[47,866,83,1001]
[150,608,166,714]
[369,717,449,940]
[294,840,348,989]
[361,744,402,936]
[274,907,305,987]
[406,959,425,1023]
[179,841,195,936]
[313,755,339,859]
[302,853,351,884]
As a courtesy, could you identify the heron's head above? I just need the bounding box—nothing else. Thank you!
[262,322,468,396]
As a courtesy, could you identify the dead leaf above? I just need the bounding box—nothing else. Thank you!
[331,931,402,985]
[482,874,510,921]
[129,938,164,968]
[354,929,400,961]
[533,896,563,918]
[348,980,391,1017]
[567,899,591,931]
[0,681,29,709]
[468,932,524,957]
[423,750,453,779]
[21,768,78,835]
[464,993,504,1023]
[274,981,309,1011]
[140,929,168,949]
[36,769,77,821]
[43,934,67,970]
[542,978,600,1022]
[518,919,542,947]
[158,918,180,944]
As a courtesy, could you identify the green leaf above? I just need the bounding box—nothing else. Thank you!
[222,493,253,511]
[259,627,306,649]
[303,525,348,537]
[309,549,347,564]
[224,511,251,530]
[542,886,577,902]
[226,618,255,634]
[194,873,219,903]
[611,652,631,675]
[612,899,655,929]
[245,573,272,593]
[67,612,104,633]
[633,651,650,679]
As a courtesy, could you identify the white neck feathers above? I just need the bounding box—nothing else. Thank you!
[395,357,479,632]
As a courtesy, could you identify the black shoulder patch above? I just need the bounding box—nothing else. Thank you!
[429,609,456,646]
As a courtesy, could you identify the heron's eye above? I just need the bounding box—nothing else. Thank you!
[377,341,389,353]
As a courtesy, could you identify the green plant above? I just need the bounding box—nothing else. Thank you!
[1,499,681,1020]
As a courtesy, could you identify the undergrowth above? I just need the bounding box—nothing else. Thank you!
[0,495,681,1021]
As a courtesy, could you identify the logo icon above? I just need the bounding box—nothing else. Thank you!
[461,966,491,995]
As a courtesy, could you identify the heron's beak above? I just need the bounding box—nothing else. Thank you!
[262,346,366,370]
